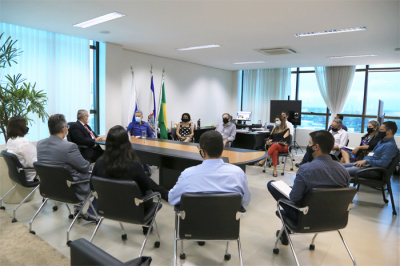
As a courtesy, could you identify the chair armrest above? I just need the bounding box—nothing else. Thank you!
[16,167,34,173]
[277,199,309,215]
[354,167,387,183]
[66,179,90,187]
[142,192,161,202]
[174,205,181,212]
[78,145,88,149]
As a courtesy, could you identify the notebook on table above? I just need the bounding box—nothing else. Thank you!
[271,180,292,199]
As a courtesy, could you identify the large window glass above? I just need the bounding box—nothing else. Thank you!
[341,72,365,115]
[299,114,326,130]
[342,117,362,133]
[298,73,326,113]
[291,73,296,100]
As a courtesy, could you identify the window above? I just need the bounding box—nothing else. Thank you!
[298,73,326,113]
[341,72,365,115]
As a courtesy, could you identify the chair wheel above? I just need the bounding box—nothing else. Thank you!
[309,244,315,250]
[384,199,389,203]
[281,172,284,176]
[224,254,231,260]
[290,168,293,171]
[30,230,36,234]
[67,241,71,247]
[180,253,186,259]
[393,211,397,216]
[68,214,74,219]
[154,241,160,248]
[121,234,127,240]
[53,206,58,211]
[273,248,279,254]
[262,170,266,173]
[197,241,205,246]
[0,206,5,210]
[268,165,271,168]
[12,218,17,223]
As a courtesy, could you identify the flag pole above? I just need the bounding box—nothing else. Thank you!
[157,68,165,122]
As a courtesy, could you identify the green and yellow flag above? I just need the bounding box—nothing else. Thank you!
[158,80,168,139]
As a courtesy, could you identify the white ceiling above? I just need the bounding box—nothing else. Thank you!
[1,0,399,71]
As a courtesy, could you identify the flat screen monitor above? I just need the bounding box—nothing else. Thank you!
[270,100,302,125]
[377,100,384,119]
[237,111,252,121]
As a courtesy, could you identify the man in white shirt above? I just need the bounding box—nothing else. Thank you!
[329,119,348,157]
[281,111,294,136]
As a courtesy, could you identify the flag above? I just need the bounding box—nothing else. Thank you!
[147,75,157,133]
[127,66,138,125]
[158,79,168,139]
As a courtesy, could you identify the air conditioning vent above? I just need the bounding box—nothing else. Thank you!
[257,47,298,56]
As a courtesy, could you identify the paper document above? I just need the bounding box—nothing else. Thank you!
[271,180,292,199]
[345,146,355,150]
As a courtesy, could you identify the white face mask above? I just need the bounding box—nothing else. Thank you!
[64,128,68,139]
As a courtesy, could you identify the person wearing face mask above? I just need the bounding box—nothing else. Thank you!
[6,116,37,181]
[127,110,155,138]
[327,114,348,132]
[267,130,350,245]
[176,113,194,142]
[168,130,251,206]
[255,115,290,177]
[281,111,294,137]
[342,121,398,178]
[215,113,236,147]
[37,114,96,221]
[69,109,105,162]
[340,120,381,163]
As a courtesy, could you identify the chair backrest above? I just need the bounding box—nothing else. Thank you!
[346,139,350,146]
[91,176,145,224]
[171,127,177,140]
[67,122,75,142]
[296,187,357,233]
[33,162,81,203]
[1,150,30,186]
[385,151,400,180]
[178,193,242,240]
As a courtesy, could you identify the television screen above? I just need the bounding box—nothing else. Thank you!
[237,111,252,121]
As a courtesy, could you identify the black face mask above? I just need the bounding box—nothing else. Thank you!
[378,131,387,139]
[367,128,374,134]
[182,118,189,123]
[223,118,229,124]
[331,127,339,132]
[306,144,316,157]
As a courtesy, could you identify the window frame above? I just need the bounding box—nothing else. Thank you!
[90,41,100,133]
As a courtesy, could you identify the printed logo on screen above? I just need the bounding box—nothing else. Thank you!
[185,234,192,237]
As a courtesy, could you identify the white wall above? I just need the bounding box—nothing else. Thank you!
[104,43,235,133]
[296,128,400,148]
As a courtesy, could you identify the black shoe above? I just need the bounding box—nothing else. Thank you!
[295,162,305,168]
[197,241,206,246]
[81,213,97,222]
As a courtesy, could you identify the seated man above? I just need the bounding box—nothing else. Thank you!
[328,114,348,131]
[268,130,350,245]
[281,111,294,136]
[168,130,251,207]
[296,119,348,167]
[69,109,105,162]
[215,113,236,147]
[342,121,398,178]
[37,114,96,221]
[127,110,155,138]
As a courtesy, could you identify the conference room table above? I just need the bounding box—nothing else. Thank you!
[98,137,267,190]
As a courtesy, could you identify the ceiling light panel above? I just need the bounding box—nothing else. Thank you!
[327,54,377,59]
[177,44,221,51]
[234,61,267,65]
[73,12,125,28]
[294,27,366,37]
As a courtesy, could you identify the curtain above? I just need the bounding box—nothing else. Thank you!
[0,23,90,144]
[314,66,356,126]
[241,68,291,125]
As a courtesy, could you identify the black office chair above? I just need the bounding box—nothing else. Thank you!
[70,238,152,266]
[263,135,294,175]
[352,150,400,216]
[0,150,40,223]
[174,193,245,266]
[273,187,357,266]
[67,122,89,150]
[30,162,98,245]
[89,176,162,257]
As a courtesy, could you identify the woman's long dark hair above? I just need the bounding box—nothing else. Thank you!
[102,125,139,177]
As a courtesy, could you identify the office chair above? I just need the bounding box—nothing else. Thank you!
[67,122,89,150]
[90,176,162,257]
[30,162,98,245]
[263,135,294,175]
[273,187,357,266]
[171,126,195,142]
[174,193,245,266]
[70,238,152,266]
[352,150,400,216]
[0,150,40,223]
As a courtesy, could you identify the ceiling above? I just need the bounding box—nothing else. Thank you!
[1,0,399,71]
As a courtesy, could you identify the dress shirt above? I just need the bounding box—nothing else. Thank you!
[215,122,236,142]
[364,137,398,168]
[79,121,95,139]
[127,121,155,138]
[329,128,348,156]
[290,155,350,204]
[286,121,294,136]
[168,159,251,206]
[6,136,37,181]
[328,124,348,132]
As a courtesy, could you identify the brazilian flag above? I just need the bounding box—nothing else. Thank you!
[158,81,168,139]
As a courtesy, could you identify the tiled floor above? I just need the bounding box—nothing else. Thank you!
[2,151,399,266]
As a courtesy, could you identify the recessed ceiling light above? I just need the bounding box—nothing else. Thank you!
[233,61,267,65]
[327,54,377,59]
[294,26,366,37]
[177,44,221,51]
[73,12,125,28]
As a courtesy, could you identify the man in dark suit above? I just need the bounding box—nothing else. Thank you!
[69,110,105,162]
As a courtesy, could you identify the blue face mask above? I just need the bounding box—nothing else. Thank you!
[135,117,141,123]
[275,121,281,126]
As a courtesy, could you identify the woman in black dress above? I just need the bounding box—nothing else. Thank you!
[176,113,194,142]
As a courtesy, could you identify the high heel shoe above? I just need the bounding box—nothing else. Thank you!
[272,173,278,177]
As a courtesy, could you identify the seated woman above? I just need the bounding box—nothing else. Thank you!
[255,115,290,177]
[6,116,37,181]
[176,113,194,142]
[92,125,169,203]
[340,120,380,163]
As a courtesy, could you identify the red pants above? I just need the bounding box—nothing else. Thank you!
[267,143,288,166]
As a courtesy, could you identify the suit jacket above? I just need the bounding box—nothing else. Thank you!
[69,121,98,160]
[37,135,91,201]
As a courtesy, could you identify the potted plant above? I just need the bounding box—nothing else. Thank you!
[0,32,48,142]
